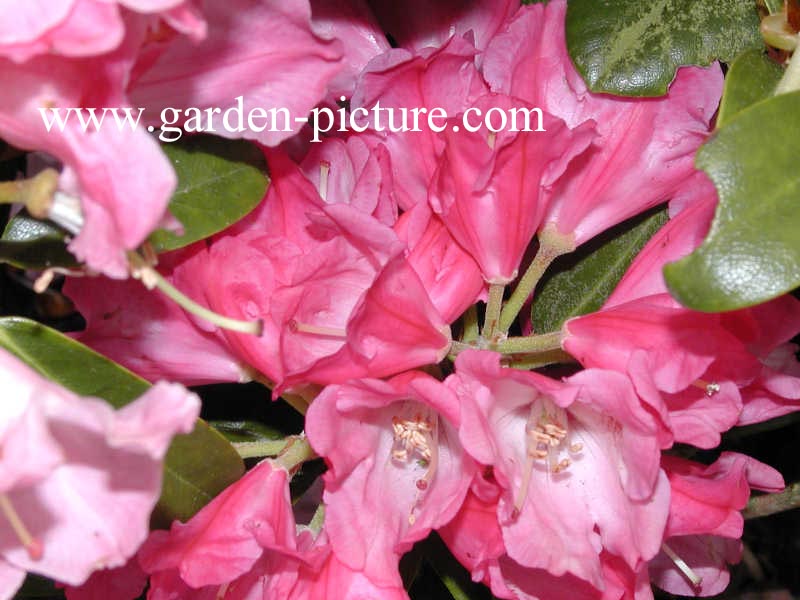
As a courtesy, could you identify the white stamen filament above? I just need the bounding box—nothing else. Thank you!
[48,191,84,234]
[319,161,330,201]
[0,493,43,560]
[487,131,497,150]
[289,320,347,338]
[661,542,703,587]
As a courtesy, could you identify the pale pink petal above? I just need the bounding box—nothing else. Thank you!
[130,0,343,146]
[0,560,25,600]
[650,535,741,597]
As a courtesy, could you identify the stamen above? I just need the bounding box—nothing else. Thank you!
[0,494,43,560]
[318,161,331,201]
[487,131,497,150]
[48,191,84,234]
[691,379,720,396]
[391,412,438,525]
[661,542,703,588]
[128,251,263,336]
[289,320,347,338]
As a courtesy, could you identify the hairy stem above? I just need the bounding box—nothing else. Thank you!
[743,482,800,519]
[233,439,289,459]
[494,331,564,355]
[483,283,505,339]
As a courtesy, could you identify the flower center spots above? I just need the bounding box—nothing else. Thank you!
[513,399,583,518]
[391,411,439,525]
[0,493,43,560]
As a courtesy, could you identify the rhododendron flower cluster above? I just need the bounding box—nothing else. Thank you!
[1,1,799,599]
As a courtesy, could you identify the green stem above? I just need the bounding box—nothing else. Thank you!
[743,482,800,519]
[498,228,574,333]
[128,252,263,336]
[494,331,563,355]
[482,283,505,339]
[775,34,800,94]
[233,439,288,459]
[275,436,316,472]
[308,504,326,534]
[461,305,480,343]
[504,348,577,370]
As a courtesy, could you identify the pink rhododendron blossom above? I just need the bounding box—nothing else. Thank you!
[483,0,723,248]
[0,348,199,597]
[429,93,594,283]
[395,202,485,323]
[64,244,249,386]
[306,371,476,587]
[449,350,668,588]
[650,453,784,596]
[352,36,487,210]
[185,151,450,391]
[130,0,343,147]
[368,0,516,54]
[139,460,296,590]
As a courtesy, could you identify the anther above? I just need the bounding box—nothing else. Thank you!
[0,494,43,560]
[319,161,330,202]
[692,379,720,396]
[289,319,347,338]
[661,542,703,588]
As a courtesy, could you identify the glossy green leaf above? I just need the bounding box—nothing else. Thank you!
[565,0,762,96]
[532,207,668,333]
[149,135,269,252]
[717,49,783,127]
[664,91,800,311]
[0,317,244,527]
[0,212,76,269]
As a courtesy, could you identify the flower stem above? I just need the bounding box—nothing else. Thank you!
[0,169,59,218]
[494,331,563,355]
[308,504,326,534]
[276,436,316,472]
[233,439,288,459]
[743,482,800,519]
[498,227,574,334]
[483,283,505,339]
[462,305,480,343]
[128,252,263,336]
[504,348,576,370]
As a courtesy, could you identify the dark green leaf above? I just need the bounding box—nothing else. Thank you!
[566,0,762,96]
[421,533,494,600]
[717,49,783,127]
[0,212,76,269]
[664,91,800,311]
[0,317,244,527]
[149,135,269,252]
[532,207,668,332]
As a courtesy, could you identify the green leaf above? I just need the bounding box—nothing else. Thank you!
[532,207,668,332]
[149,135,269,252]
[0,212,76,269]
[565,0,762,96]
[664,91,800,311]
[717,49,783,127]
[0,317,244,527]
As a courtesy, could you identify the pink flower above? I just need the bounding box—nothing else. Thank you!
[139,460,297,591]
[0,0,205,62]
[0,348,199,596]
[483,0,723,248]
[64,244,249,386]
[449,350,669,588]
[650,453,784,596]
[429,93,594,283]
[63,560,148,600]
[130,0,343,147]
[395,202,485,323]
[351,36,487,210]
[187,151,450,390]
[305,371,477,587]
